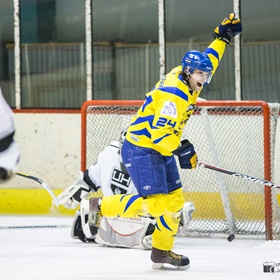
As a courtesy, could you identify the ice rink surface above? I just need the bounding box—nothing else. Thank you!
[0,215,279,280]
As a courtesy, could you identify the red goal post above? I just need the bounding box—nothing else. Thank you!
[81,100,280,240]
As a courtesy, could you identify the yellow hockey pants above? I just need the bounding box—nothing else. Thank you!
[101,187,185,250]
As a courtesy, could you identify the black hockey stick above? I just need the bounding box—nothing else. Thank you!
[0,224,70,230]
[16,172,59,206]
[199,163,280,189]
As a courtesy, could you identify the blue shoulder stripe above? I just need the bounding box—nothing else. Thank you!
[178,73,185,83]
[204,48,219,61]
[142,95,153,112]
[158,86,188,102]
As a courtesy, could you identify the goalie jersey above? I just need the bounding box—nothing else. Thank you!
[88,140,138,196]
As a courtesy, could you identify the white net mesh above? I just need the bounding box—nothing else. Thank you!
[81,100,280,239]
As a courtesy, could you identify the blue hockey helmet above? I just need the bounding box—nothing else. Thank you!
[182,50,213,75]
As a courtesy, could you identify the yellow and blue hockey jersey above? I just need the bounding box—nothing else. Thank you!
[126,39,227,156]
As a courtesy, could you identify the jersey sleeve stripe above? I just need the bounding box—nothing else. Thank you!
[158,87,189,102]
[204,48,220,61]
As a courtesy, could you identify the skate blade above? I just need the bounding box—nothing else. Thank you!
[152,262,190,270]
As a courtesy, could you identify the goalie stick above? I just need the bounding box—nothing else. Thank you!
[199,163,280,189]
[16,172,59,206]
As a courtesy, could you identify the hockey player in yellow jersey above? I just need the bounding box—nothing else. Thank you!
[85,13,242,270]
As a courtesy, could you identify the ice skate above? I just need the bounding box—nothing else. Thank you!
[151,247,190,270]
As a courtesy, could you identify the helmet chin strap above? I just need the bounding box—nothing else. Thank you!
[183,74,194,92]
[181,71,196,93]
[186,80,193,92]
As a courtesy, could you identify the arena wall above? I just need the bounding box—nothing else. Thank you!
[1,111,279,215]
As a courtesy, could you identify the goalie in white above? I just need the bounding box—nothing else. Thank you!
[56,131,195,249]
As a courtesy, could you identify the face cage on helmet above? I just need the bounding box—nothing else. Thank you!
[184,66,213,84]
[190,71,213,85]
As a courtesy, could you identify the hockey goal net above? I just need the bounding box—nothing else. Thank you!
[81,100,280,240]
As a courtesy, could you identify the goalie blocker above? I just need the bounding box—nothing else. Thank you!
[71,198,195,249]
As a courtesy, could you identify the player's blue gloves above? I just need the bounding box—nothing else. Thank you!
[214,12,242,44]
[173,139,197,169]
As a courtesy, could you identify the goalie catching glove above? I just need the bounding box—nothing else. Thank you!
[173,139,197,169]
[214,12,242,44]
[56,171,92,209]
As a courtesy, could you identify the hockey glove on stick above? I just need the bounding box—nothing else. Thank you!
[56,171,92,209]
[213,12,242,44]
[173,139,197,169]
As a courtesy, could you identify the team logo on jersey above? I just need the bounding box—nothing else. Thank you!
[187,104,195,111]
[179,103,196,129]
[111,168,131,194]
[160,101,177,118]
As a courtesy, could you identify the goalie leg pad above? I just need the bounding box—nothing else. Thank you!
[71,210,96,243]
[95,216,156,250]
[80,198,98,239]
[179,201,196,233]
